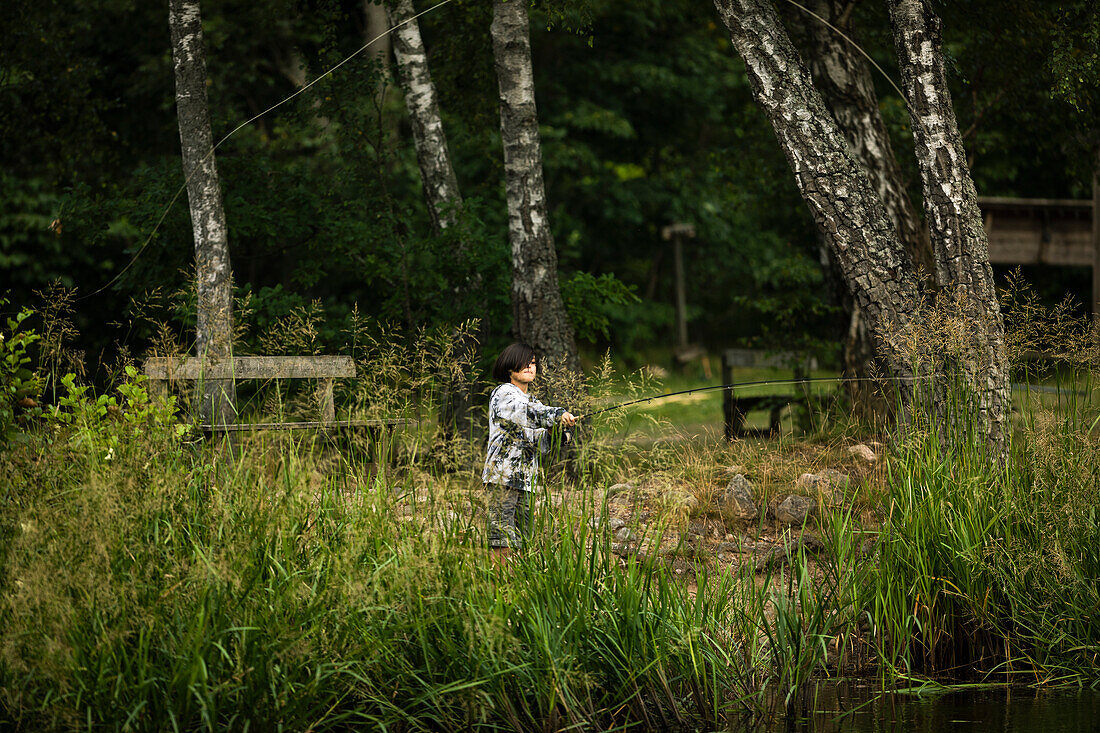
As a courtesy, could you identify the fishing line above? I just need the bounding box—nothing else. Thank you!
[577,374,936,420]
[78,0,910,304]
[778,0,913,112]
[77,0,456,303]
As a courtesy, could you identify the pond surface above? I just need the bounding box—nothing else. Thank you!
[761,684,1100,732]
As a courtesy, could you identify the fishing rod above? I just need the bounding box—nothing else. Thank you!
[575,374,933,421]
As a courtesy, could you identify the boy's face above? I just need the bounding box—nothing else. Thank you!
[511,358,536,385]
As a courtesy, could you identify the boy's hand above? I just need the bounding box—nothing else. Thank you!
[560,411,577,427]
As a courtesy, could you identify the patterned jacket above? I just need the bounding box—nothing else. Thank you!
[482,383,566,493]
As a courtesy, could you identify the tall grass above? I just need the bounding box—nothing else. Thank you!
[5,286,1100,731]
[0,367,777,730]
[855,284,1100,684]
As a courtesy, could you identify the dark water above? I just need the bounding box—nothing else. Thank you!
[762,684,1100,732]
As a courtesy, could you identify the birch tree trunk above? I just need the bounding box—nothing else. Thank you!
[889,0,1011,451]
[789,0,933,278]
[784,0,933,420]
[386,0,482,439]
[365,0,392,75]
[491,0,578,371]
[169,0,236,429]
[386,0,462,232]
[712,0,921,391]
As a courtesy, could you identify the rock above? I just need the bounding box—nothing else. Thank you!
[754,543,790,572]
[615,526,636,542]
[798,531,825,552]
[590,516,626,532]
[849,444,877,462]
[795,473,819,490]
[723,474,759,521]
[774,495,815,525]
[753,534,826,573]
[797,469,850,490]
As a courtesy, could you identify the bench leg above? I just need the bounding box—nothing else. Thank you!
[320,378,335,423]
[768,405,784,435]
[725,402,748,442]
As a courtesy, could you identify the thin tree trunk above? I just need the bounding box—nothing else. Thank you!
[789,0,933,278]
[889,0,1010,452]
[387,0,462,232]
[491,0,578,372]
[365,0,392,74]
[387,0,481,440]
[712,0,921,393]
[784,0,933,420]
[169,0,236,429]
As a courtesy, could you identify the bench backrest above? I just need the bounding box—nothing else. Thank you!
[144,356,356,425]
[721,348,818,371]
[144,356,355,380]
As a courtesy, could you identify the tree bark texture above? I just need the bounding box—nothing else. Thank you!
[169,0,236,428]
[712,0,921,386]
[386,0,462,233]
[786,0,933,279]
[889,0,1011,451]
[491,0,579,371]
[386,0,483,440]
[365,0,392,74]
[783,0,932,420]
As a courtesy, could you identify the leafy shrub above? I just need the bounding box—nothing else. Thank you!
[0,305,43,447]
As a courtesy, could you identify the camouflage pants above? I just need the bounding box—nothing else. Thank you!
[486,484,532,549]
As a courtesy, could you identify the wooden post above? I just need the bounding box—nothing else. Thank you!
[673,233,688,349]
[1093,164,1099,330]
[321,378,335,423]
[662,223,696,352]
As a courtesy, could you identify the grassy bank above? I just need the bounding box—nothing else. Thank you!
[3,328,1100,728]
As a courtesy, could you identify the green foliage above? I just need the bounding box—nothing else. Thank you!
[3,0,1098,370]
[44,367,186,461]
[0,417,758,729]
[560,271,640,343]
[0,305,43,447]
[1048,3,1100,114]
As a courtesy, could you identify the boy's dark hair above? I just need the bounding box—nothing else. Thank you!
[492,342,537,383]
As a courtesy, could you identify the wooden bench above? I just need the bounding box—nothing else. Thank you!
[143,356,416,454]
[721,349,817,440]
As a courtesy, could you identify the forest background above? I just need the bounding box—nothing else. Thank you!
[3,0,1099,378]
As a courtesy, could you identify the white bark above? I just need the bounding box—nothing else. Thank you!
[386,0,462,233]
[491,0,578,370]
[713,0,922,381]
[890,0,1011,452]
[170,0,236,428]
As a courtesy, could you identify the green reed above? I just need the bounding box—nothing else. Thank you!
[0,368,777,730]
[857,356,1100,684]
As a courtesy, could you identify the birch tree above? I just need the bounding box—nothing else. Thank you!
[491,0,578,371]
[712,0,1008,452]
[889,0,1011,448]
[385,0,483,437]
[386,0,462,232]
[169,0,236,428]
[783,0,932,417]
